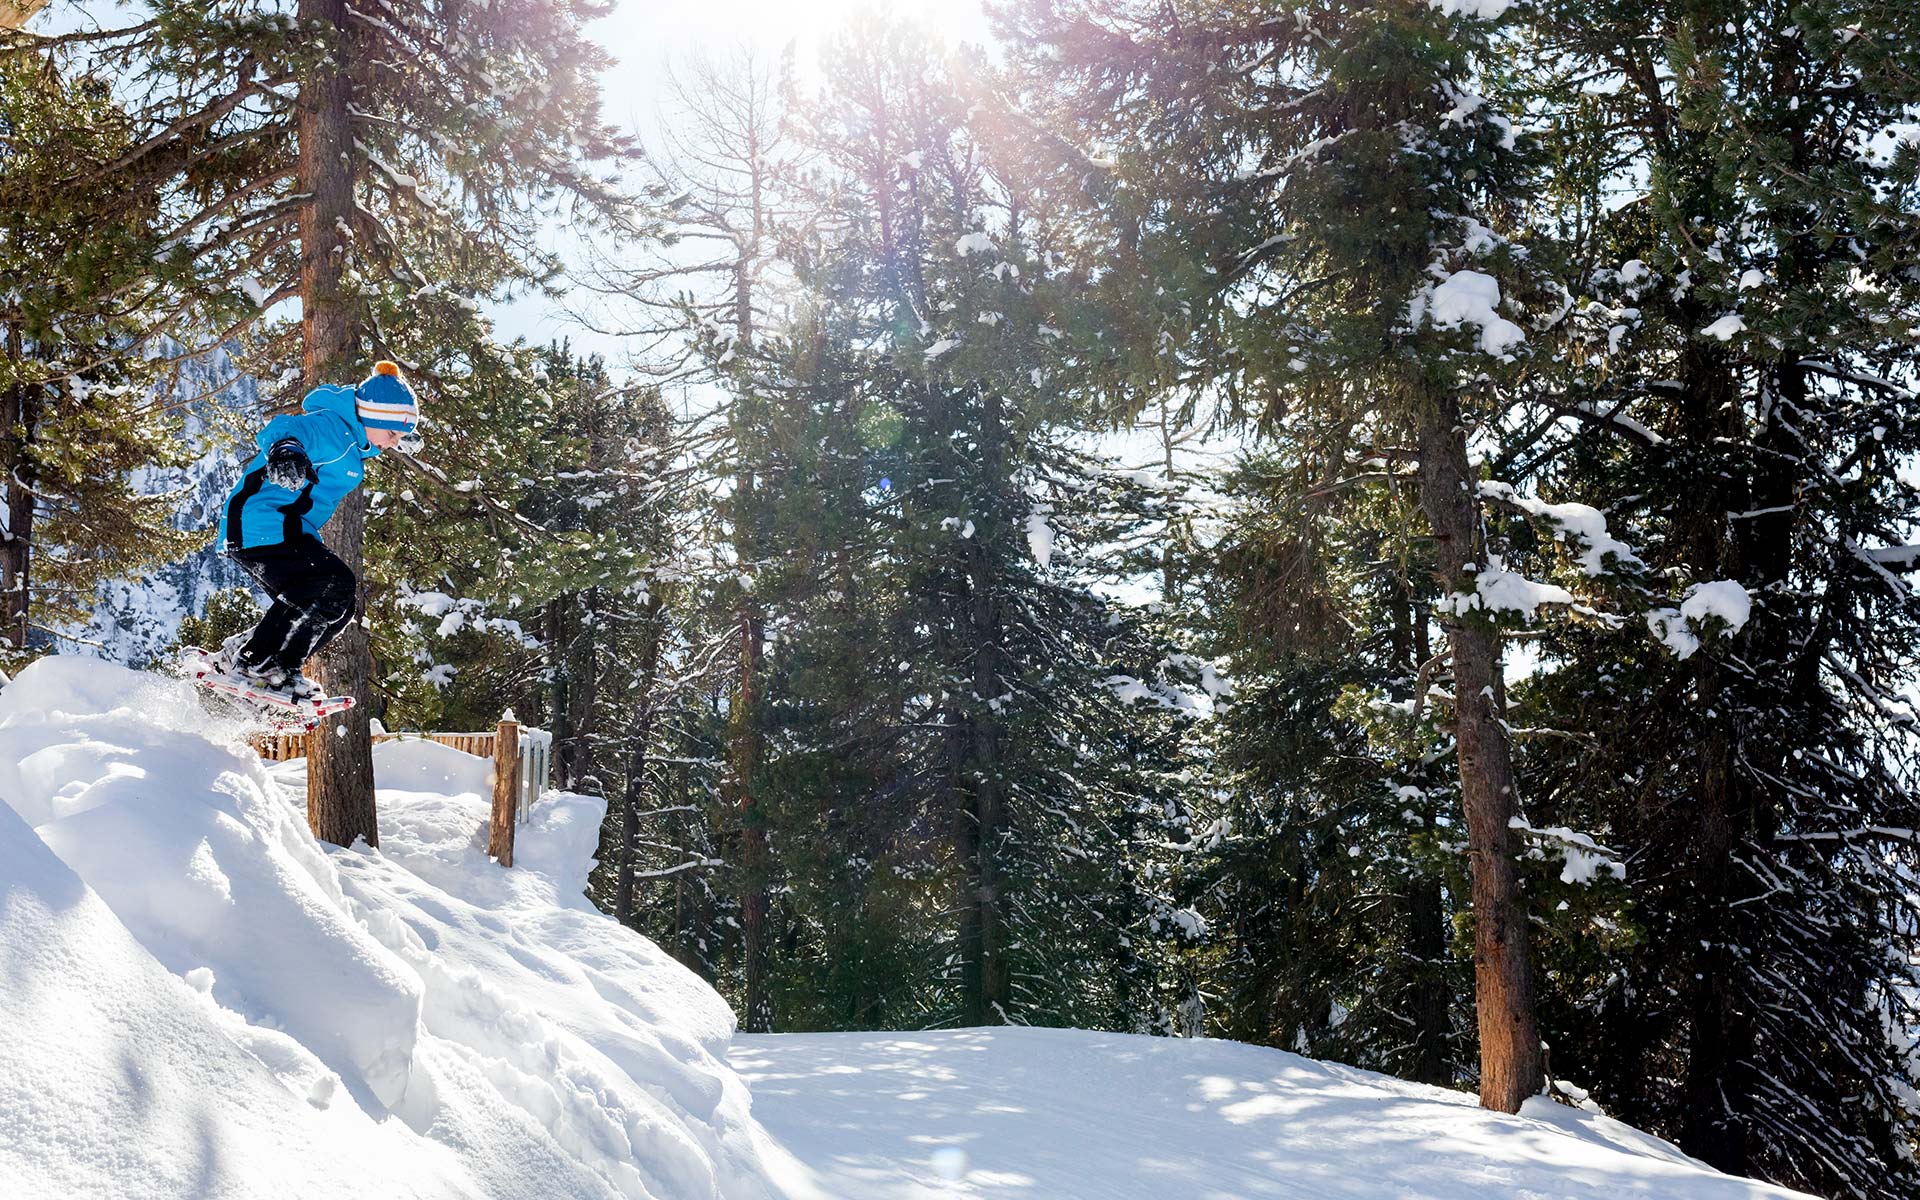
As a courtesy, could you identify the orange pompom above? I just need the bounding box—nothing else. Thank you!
[373,360,401,377]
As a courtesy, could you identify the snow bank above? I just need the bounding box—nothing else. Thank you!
[735,1028,1816,1200]
[0,655,1817,1200]
[0,656,811,1200]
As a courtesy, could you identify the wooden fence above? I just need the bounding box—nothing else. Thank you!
[253,714,553,867]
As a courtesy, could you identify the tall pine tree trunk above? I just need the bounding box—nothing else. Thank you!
[959,387,1010,1025]
[575,586,601,789]
[299,0,376,848]
[615,593,666,924]
[1415,392,1542,1112]
[0,326,35,655]
[547,597,574,785]
[734,596,772,1030]
[1669,341,1797,1172]
[1392,588,1452,1086]
[729,205,773,1031]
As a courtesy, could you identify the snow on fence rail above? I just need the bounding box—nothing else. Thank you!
[251,713,552,867]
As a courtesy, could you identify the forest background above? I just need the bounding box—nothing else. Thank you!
[5,1,1920,1197]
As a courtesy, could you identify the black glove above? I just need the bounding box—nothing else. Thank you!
[265,437,316,491]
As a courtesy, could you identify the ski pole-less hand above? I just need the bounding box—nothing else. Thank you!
[264,437,318,492]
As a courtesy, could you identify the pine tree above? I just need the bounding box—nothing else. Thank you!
[0,48,206,666]
[1194,449,1468,1081]
[54,0,633,844]
[995,0,1572,1108]
[1504,3,1920,1190]
[773,15,1203,1029]
[589,46,795,1029]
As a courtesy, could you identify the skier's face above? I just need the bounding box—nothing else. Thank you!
[367,427,406,451]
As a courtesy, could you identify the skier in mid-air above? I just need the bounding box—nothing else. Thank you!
[206,360,421,702]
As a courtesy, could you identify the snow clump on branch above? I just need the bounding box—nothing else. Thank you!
[1479,480,1643,577]
[1646,580,1753,659]
[1408,269,1527,358]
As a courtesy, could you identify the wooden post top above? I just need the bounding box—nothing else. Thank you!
[489,712,521,869]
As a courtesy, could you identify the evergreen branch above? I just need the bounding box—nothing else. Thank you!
[70,74,297,189]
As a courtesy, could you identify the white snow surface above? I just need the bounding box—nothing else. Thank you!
[0,655,1818,1200]
[0,655,811,1200]
[734,1028,1814,1200]
[1480,480,1642,576]
[1681,579,1752,632]
[1702,314,1747,341]
[1440,556,1573,620]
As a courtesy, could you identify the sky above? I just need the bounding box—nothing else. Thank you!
[489,0,995,357]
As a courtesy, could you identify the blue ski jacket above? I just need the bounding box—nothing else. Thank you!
[219,385,382,552]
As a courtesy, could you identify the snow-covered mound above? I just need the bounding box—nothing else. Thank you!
[0,654,1823,1200]
[0,655,812,1200]
[734,1029,1817,1200]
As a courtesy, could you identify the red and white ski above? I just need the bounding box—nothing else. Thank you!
[180,648,355,731]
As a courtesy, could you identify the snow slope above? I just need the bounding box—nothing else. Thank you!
[0,654,1824,1200]
[0,655,813,1200]
[733,1029,1816,1200]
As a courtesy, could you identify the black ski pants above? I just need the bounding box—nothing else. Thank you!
[229,534,357,675]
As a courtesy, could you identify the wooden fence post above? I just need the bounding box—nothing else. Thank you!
[489,712,519,868]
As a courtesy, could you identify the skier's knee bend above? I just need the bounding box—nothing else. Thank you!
[312,558,357,625]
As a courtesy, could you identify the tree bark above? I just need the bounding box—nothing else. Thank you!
[1415,392,1542,1113]
[0,326,37,656]
[298,0,376,848]
[734,596,772,1031]
[959,386,1010,1026]
[614,594,665,924]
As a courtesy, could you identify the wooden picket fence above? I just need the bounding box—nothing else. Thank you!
[252,714,554,867]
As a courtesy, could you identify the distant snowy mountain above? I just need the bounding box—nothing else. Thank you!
[60,347,264,665]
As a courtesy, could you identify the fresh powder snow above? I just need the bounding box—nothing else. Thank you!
[0,656,813,1200]
[0,655,1820,1199]
[734,1028,1816,1200]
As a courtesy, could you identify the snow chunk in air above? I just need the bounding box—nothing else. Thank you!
[1026,506,1055,569]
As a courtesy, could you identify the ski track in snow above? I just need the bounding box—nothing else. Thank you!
[732,1028,1816,1200]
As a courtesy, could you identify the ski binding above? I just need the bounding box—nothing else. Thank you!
[180,647,355,730]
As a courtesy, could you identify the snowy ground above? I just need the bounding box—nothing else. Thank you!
[0,656,811,1200]
[0,654,1816,1200]
[735,1029,1814,1200]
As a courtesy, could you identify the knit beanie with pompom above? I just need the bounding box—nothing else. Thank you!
[355,361,419,431]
